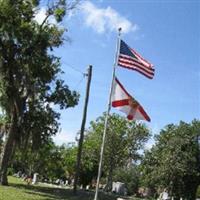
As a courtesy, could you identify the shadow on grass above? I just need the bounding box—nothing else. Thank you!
[9,182,117,200]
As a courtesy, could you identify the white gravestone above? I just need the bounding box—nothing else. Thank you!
[112,182,126,195]
[32,173,39,184]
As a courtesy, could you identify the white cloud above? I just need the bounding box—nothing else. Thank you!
[34,7,57,25]
[52,129,76,146]
[80,1,138,34]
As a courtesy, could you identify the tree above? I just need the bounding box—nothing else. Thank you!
[141,120,200,200]
[13,139,67,181]
[62,143,78,179]
[0,0,79,185]
[81,113,150,190]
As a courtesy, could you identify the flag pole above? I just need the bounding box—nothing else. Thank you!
[94,28,122,200]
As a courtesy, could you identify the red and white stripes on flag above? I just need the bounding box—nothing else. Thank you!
[118,40,155,79]
[111,77,150,122]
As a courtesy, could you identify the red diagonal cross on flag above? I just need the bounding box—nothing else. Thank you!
[111,77,150,121]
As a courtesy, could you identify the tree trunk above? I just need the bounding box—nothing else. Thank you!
[104,164,113,192]
[0,111,17,185]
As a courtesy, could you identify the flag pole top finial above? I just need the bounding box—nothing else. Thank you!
[118,27,122,36]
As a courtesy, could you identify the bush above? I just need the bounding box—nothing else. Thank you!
[7,167,15,175]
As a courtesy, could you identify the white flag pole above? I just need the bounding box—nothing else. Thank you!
[94,28,122,200]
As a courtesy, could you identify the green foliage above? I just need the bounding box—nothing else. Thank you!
[0,0,79,129]
[113,166,140,195]
[80,113,150,188]
[7,167,14,175]
[0,0,79,184]
[13,139,65,179]
[141,120,200,199]
[62,143,77,177]
[197,185,200,198]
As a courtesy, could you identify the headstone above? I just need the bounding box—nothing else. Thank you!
[65,180,69,185]
[60,180,64,186]
[55,179,60,185]
[17,171,22,177]
[32,173,39,184]
[86,185,90,190]
[71,179,74,186]
[112,182,126,195]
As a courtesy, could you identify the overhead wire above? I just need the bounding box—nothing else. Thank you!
[61,62,108,92]
[62,61,84,76]
[74,76,85,90]
[61,61,87,91]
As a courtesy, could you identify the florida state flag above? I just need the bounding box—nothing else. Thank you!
[111,77,150,122]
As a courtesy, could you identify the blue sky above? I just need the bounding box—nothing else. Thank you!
[37,0,200,145]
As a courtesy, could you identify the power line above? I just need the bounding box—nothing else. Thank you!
[62,61,84,75]
[61,62,89,90]
[74,75,85,90]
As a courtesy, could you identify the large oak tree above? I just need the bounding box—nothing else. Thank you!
[0,0,79,185]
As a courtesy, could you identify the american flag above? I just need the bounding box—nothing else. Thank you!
[118,40,155,79]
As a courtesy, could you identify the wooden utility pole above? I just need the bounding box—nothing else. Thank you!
[73,65,92,194]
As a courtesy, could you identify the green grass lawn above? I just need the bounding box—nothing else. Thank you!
[0,176,117,200]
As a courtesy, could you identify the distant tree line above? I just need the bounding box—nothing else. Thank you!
[2,113,199,199]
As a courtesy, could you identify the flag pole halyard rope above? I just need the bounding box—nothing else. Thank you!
[94,28,122,200]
